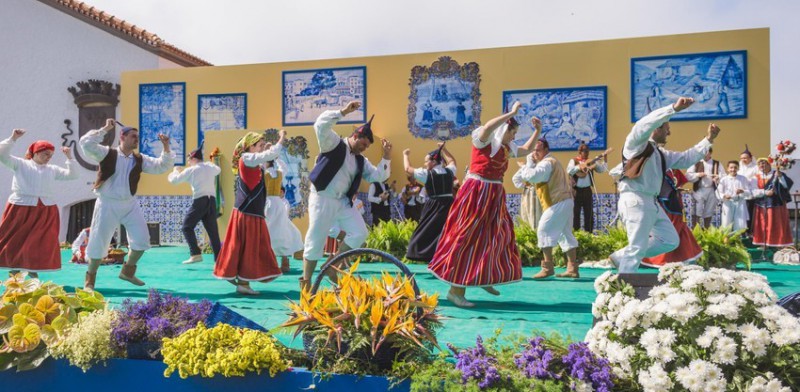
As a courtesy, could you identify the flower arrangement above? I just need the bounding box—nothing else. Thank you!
[692,225,751,270]
[110,290,212,358]
[0,272,106,371]
[586,265,800,391]
[282,260,441,373]
[49,308,121,372]
[768,140,796,170]
[161,322,289,378]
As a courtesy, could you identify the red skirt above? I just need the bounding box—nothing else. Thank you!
[642,213,702,267]
[752,205,794,247]
[324,236,339,256]
[214,209,281,282]
[428,178,521,287]
[0,202,61,272]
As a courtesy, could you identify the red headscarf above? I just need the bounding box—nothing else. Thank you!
[25,140,55,159]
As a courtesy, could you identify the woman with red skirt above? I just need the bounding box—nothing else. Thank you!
[751,158,794,248]
[214,131,285,295]
[0,129,77,277]
[428,102,539,307]
[641,168,703,267]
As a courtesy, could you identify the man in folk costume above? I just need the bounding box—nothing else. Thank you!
[517,134,581,279]
[608,97,719,273]
[751,158,794,248]
[404,142,457,262]
[400,175,424,222]
[264,155,303,273]
[567,141,607,232]
[715,160,751,232]
[0,129,78,277]
[738,145,759,235]
[687,148,721,228]
[214,131,286,295]
[79,119,175,290]
[168,142,222,264]
[512,153,543,229]
[368,179,392,224]
[301,101,392,291]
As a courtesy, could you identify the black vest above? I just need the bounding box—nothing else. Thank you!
[234,171,266,218]
[658,170,683,215]
[372,182,389,205]
[424,168,454,197]
[309,139,365,205]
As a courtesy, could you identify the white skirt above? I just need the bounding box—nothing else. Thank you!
[265,196,304,257]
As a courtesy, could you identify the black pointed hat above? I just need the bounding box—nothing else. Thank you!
[742,144,752,157]
[427,142,445,164]
[354,115,375,143]
[188,140,204,161]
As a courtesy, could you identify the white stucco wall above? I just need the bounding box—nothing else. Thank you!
[0,0,182,240]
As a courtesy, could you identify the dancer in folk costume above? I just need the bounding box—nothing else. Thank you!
[608,97,719,273]
[214,131,286,295]
[404,142,457,262]
[428,102,539,307]
[641,166,703,267]
[567,142,607,232]
[738,145,759,235]
[301,101,391,291]
[79,119,174,290]
[512,153,543,228]
[264,157,303,273]
[518,132,582,279]
[687,148,721,228]
[751,158,794,248]
[715,160,751,232]
[0,129,78,276]
[168,142,222,264]
[368,180,392,224]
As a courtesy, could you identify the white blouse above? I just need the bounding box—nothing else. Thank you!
[0,138,78,206]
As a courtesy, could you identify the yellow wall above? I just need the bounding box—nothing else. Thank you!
[121,28,770,236]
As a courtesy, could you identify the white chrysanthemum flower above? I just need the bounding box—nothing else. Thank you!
[638,363,674,392]
[594,271,615,294]
[710,336,738,365]
[572,380,594,392]
[747,373,792,392]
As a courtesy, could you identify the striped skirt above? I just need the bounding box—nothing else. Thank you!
[428,177,521,287]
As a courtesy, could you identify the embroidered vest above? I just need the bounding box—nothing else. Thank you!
[534,157,572,211]
[234,163,266,218]
[265,169,283,197]
[94,149,143,196]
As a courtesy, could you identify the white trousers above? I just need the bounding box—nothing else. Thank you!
[303,192,368,261]
[265,196,304,257]
[720,199,748,232]
[86,197,150,259]
[537,199,578,251]
[612,192,679,273]
[692,187,718,218]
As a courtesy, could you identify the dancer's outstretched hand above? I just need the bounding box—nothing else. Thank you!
[11,129,25,140]
[673,97,694,112]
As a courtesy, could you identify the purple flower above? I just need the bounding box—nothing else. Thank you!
[561,342,614,392]
[448,336,503,390]
[515,336,561,380]
[111,289,212,349]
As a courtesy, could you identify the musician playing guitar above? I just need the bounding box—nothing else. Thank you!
[567,142,612,232]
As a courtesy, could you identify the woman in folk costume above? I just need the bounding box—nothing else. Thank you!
[641,167,703,267]
[264,156,303,273]
[511,152,543,228]
[751,158,794,248]
[0,129,78,276]
[214,131,286,295]
[715,160,751,232]
[428,102,539,307]
[404,142,457,262]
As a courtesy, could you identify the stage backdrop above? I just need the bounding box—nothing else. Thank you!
[120,28,770,237]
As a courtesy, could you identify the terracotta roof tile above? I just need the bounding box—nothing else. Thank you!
[40,0,212,66]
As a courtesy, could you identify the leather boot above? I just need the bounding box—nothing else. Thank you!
[84,271,97,291]
[119,264,145,286]
[533,259,555,279]
[556,261,580,278]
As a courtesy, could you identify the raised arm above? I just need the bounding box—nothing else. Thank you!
[518,158,555,185]
[0,129,26,170]
[315,101,360,154]
[476,101,521,144]
[142,134,176,174]
[79,118,114,162]
[623,97,694,159]
[515,117,542,157]
[440,143,456,168]
[242,132,286,167]
[54,146,79,181]
[402,149,415,176]
[167,166,192,184]
[663,123,718,170]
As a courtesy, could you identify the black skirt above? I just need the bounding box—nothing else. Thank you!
[405,196,454,262]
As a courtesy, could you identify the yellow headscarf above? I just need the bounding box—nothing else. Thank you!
[231,132,265,175]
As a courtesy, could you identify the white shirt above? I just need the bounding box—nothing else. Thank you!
[168,161,221,199]
[687,158,720,189]
[738,160,758,181]
[368,182,390,206]
[80,128,175,200]
[716,174,752,202]
[0,137,78,206]
[517,153,555,185]
[512,154,536,189]
[412,164,457,184]
[72,228,90,254]
[313,110,390,199]
[265,157,288,180]
[567,157,607,188]
[611,104,712,197]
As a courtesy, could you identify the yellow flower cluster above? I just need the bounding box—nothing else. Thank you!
[282,260,441,355]
[49,309,119,372]
[161,323,290,379]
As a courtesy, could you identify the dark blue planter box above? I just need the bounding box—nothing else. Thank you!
[0,358,410,392]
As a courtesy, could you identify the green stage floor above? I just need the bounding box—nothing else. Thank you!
[32,247,800,350]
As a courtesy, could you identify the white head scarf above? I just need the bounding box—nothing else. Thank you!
[489,123,518,158]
